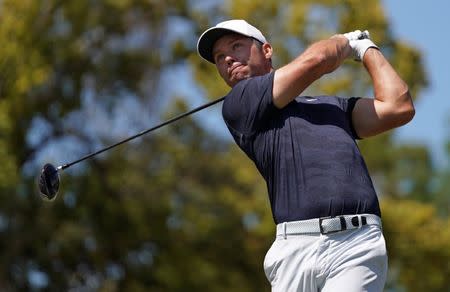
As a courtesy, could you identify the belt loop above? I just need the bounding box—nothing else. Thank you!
[361,215,367,226]
[283,222,287,239]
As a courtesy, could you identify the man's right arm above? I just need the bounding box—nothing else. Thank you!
[272,36,351,109]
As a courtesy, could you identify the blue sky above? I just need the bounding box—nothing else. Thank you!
[382,0,449,167]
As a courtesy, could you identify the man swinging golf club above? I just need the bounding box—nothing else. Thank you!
[197,19,414,291]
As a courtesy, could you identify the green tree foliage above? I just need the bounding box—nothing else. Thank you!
[0,0,448,291]
[436,140,450,215]
[382,199,450,291]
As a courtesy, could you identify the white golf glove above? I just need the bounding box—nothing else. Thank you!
[344,30,379,61]
[343,30,365,41]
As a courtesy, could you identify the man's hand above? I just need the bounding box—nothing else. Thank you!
[343,30,365,41]
[344,30,379,61]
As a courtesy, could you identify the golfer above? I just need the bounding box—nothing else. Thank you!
[197,20,414,292]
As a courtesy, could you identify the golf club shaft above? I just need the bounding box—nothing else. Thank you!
[58,96,225,171]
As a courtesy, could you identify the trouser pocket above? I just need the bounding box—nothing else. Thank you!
[263,239,284,284]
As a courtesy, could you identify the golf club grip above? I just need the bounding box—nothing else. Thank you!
[60,96,225,170]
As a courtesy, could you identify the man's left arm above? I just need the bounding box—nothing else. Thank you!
[352,47,415,138]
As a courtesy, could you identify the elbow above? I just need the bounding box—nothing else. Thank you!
[396,90,415,125]
[405,103,415,123]
[399,106,415,126]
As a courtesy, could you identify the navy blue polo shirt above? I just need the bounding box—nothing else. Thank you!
[222,71,381,224]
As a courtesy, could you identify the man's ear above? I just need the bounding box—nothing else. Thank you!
[262,43,273,60]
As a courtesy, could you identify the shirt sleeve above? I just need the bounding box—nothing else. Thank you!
[222,71,277,137]
[345,97,361,140]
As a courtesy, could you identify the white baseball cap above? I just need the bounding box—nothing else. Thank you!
[197,19,268,64]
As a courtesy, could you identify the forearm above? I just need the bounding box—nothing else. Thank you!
[364,48,414,121]
[363,48,410,104]
[273,36,351,109]
[352,48,415,138]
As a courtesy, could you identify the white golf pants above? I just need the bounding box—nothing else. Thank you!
[263,224,387,292]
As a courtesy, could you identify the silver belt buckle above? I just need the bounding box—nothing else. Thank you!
[319,216,347,235]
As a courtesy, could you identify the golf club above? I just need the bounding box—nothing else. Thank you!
[38,96,225,201]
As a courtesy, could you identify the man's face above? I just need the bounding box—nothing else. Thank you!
[212,34,272,87]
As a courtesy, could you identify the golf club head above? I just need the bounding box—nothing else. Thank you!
[38,163,60,201]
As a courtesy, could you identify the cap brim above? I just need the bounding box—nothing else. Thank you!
[197,28,235,64]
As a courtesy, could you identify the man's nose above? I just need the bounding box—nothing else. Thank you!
[225,55,235,66]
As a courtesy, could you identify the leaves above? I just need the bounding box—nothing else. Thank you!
[0,0,447,290]
[382,199,450,291]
